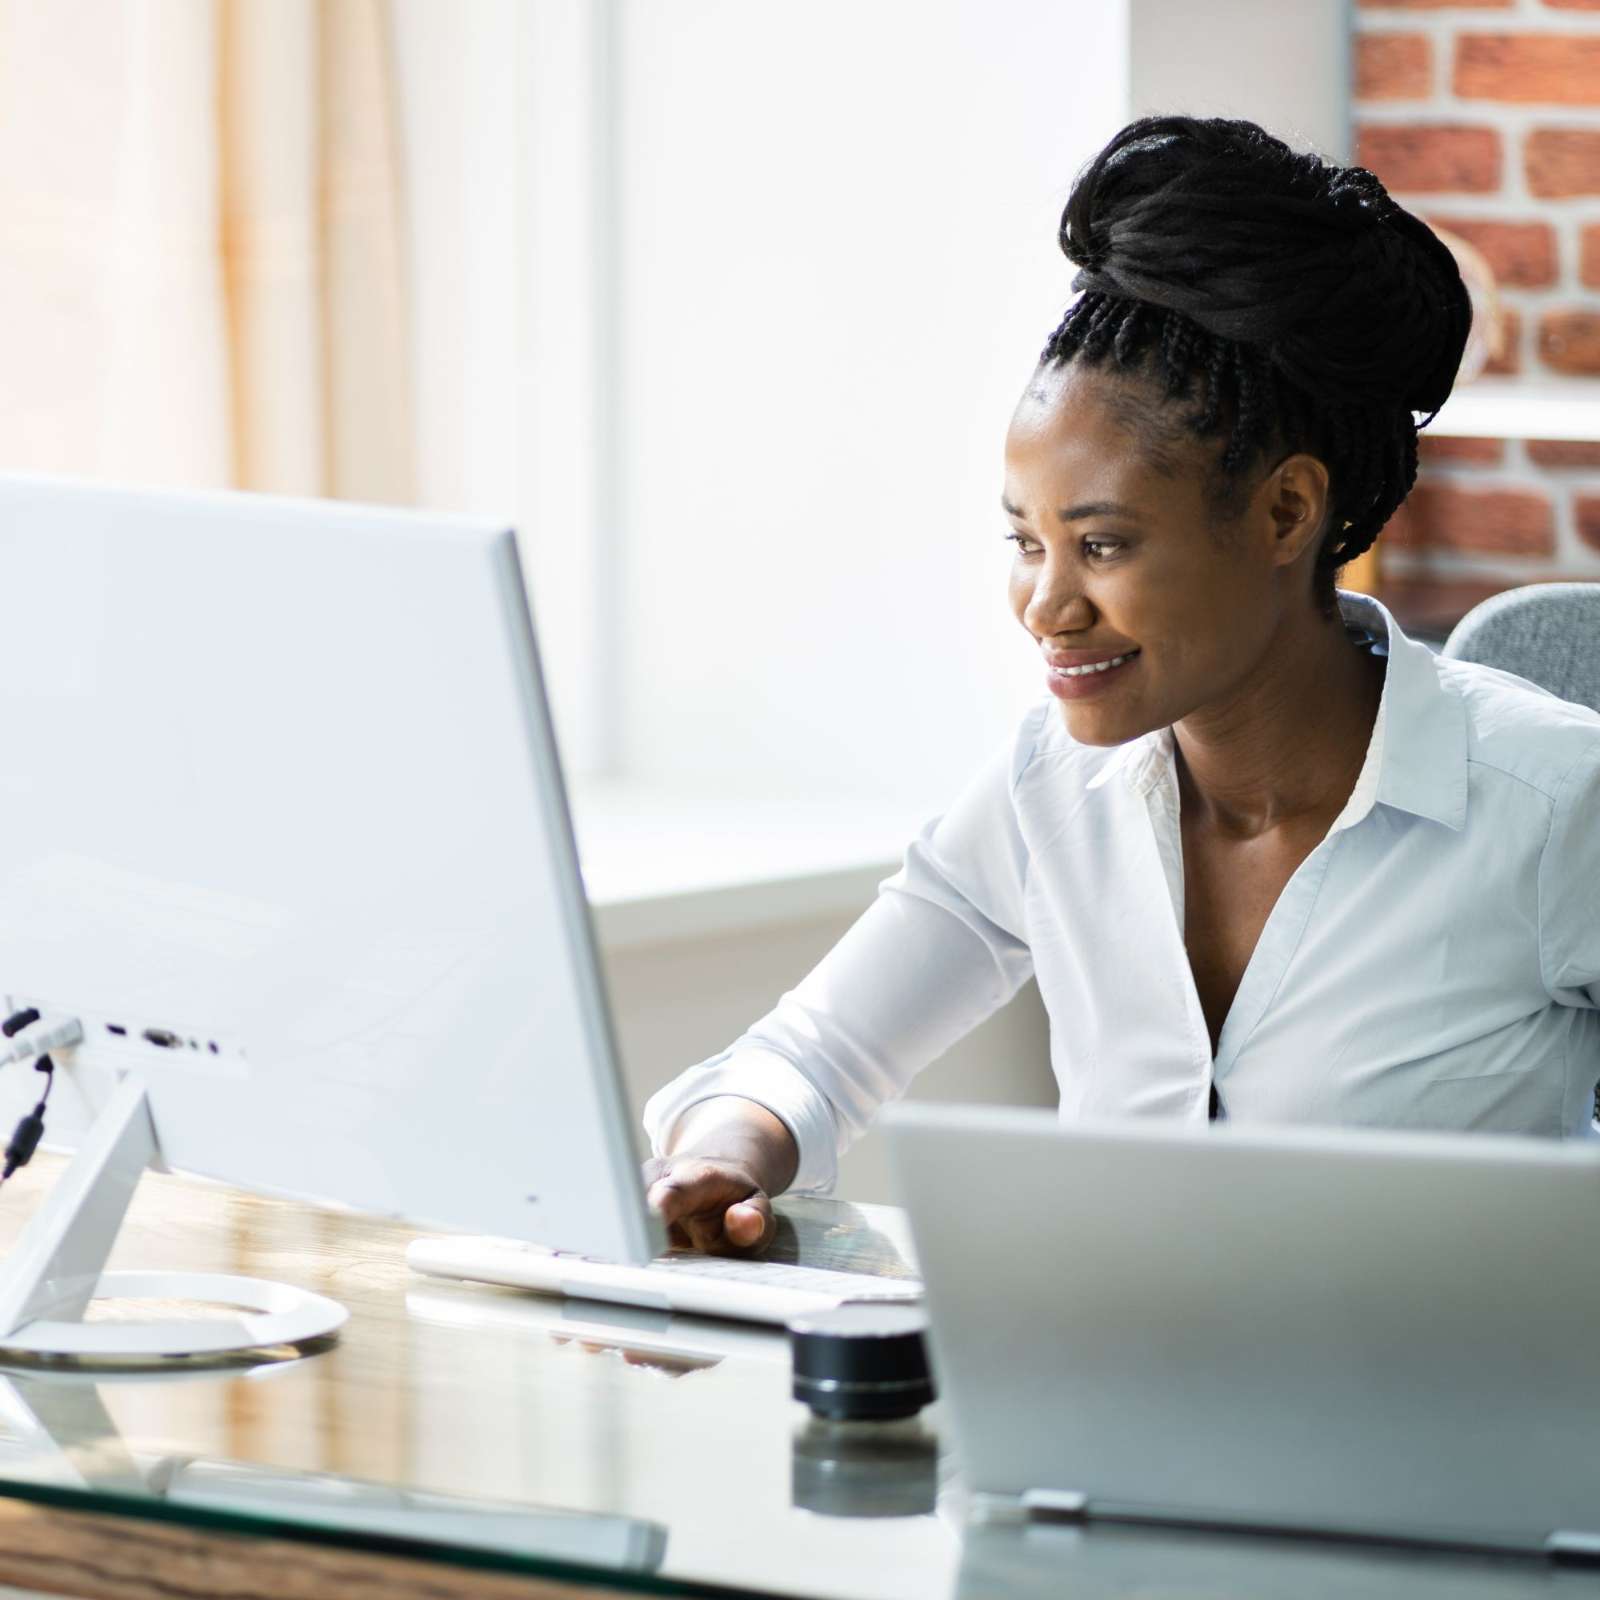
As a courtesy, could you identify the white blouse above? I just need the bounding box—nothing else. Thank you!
[642,592,1600,1195]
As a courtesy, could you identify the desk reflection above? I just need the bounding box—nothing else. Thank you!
[0,1367,667,1574]
[763,1199,921,1281]
[406,1279,789,1368]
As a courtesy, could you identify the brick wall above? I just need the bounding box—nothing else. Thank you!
[1353,0,1600,636]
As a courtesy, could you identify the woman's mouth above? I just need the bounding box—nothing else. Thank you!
[1045,649,1140,699]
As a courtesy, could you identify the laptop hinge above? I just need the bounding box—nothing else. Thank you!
[1546,1531,1600,1565]
[1021,1488,1089,1522]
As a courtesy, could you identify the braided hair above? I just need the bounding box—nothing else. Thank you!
[1039,116,1472,616]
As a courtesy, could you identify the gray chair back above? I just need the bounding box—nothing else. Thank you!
[1440,582,1600,712]
[1441,581,1600,1121]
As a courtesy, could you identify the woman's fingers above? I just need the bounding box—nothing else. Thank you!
[723,1195,774,1252]
[682,1208,730,1254]
[643,1159,774,1255]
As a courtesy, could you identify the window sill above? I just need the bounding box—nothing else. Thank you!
[1431,376,1600,442]
[572,782,918,950]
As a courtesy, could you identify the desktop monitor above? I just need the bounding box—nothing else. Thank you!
[0,473,662,1355]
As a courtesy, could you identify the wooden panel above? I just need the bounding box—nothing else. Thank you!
[0,1497,651,1600]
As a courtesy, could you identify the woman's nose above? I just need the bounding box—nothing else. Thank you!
[1023,557,1094,637]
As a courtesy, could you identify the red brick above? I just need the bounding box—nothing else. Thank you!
[1484,305,1523,375]
[1356,125,1502,193]
[1528,439,1600,468]
[1419,436,1506,467]
[1455,35,1600,104]
[1356,34,1432,99]
[1578,495,1600,550]
[1423,216,1557,287]
[1525,128,1600,196]
[1538,309,1600,374]
[1542,0,1600,10]
[1378,576,1515,637]
[1381,498,1416,546]
[1581,224,1600,286]
[1381,482,1555,555]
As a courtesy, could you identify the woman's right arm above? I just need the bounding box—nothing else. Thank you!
[641,710,1046,1254]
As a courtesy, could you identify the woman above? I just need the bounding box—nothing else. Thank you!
[641,114,1600,1255]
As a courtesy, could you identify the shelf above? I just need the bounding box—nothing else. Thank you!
[572,782,918,949]
[1428,376,1600,442]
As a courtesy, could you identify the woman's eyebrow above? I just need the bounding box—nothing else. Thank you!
[1001,496,1141,522]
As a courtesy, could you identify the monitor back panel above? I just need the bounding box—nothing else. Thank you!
[884,1104,1600,1553]
[0,475,656,1263]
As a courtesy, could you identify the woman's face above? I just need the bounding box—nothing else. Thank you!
[1003,360,1327,748]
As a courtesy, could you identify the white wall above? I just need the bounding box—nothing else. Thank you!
[1129,0,1352,163]
[610,0,1131,811]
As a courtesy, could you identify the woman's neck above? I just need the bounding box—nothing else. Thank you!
[1173,609,1386,839]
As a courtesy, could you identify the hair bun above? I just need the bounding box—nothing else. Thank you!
[1058,116,1471,422]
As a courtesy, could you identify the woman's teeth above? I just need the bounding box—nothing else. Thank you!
[1053,652,1136,678]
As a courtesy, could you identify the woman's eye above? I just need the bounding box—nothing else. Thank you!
[1005,531,1122,560]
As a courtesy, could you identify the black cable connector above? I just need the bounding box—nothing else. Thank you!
[3,1109,44,1180]
[0,1052,54,1184]
[1,1009,40,1039]
[0,1015,72,1191]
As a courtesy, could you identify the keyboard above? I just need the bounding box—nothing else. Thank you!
[406,1234,924,1326]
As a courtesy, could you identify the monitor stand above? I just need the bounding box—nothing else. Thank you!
[0,1073,347,1360]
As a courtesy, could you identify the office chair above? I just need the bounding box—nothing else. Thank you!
[1441,582,1600,713]
[1441,581,1600,1123]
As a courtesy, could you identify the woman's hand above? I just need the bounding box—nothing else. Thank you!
[643,1096,799,1255]
[643,1155,775,1254]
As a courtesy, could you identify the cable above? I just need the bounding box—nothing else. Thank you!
[2,1055,52,1181]
[0,1010,82,1190]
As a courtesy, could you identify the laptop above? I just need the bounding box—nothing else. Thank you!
[882,1103,1600,1559]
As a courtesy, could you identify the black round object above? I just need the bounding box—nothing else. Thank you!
[788,1303,935,1421]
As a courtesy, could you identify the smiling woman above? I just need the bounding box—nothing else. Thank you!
[638,114,1600,1256]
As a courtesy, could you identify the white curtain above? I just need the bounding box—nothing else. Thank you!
[0,0,415,503]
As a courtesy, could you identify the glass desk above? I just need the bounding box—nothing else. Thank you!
[0,1156,1587,1600]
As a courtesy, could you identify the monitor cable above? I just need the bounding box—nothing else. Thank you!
[0,1009,82,1188]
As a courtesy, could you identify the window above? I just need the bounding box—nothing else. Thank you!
[508,1,1132,826]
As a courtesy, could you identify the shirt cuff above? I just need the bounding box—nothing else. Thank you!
[641,1046,841,1196]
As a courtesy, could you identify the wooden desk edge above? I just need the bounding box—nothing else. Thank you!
[0,1495,674,1600]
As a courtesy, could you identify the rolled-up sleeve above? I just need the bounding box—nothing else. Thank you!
[1539,736,1600,1011]
[642,709,1043,1194]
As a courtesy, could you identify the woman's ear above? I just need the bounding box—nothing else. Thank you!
[1264,452,1333,569]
